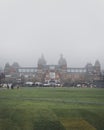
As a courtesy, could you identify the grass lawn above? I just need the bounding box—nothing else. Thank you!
[0,87,104,130]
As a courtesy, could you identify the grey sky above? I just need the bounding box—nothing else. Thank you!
[0,0,104,69]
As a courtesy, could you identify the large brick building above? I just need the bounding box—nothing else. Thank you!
[3,55,101,84]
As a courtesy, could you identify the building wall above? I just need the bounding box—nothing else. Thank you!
[3,59,102,84]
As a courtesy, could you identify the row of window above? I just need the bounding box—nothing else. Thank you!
[18,68,87,73]
[18,69,37,73]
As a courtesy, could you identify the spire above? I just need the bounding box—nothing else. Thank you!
[58,54,67,68]
[94,60,101,74]
[94,60,100,67]
[38,54,46,68]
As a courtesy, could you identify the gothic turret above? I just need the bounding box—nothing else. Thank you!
[58,54,67,69]
[94,60,101,74]
[38,54,46,69]
[4,62,11,75]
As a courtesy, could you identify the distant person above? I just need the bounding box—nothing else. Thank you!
[11,84,14,89]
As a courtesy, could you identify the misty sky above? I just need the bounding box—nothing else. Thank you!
[0,0,104,69]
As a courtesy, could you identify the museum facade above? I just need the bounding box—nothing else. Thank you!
[4,54,101,85]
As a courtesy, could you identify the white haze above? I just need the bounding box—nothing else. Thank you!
[0,0,104,69]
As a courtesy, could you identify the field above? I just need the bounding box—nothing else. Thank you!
[0,87,104,130]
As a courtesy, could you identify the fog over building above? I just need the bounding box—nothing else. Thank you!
[0,0,104,69]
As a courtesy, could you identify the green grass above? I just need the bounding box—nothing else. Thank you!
[0,87,104,130]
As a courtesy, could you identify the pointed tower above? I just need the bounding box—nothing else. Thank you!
[58,54,67,69]
[38,54,47,69]
[4,62,11,75]
[94,60,101,74]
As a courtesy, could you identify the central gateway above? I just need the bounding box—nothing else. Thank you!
[36,54,67,83]
[44,66,60,83]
